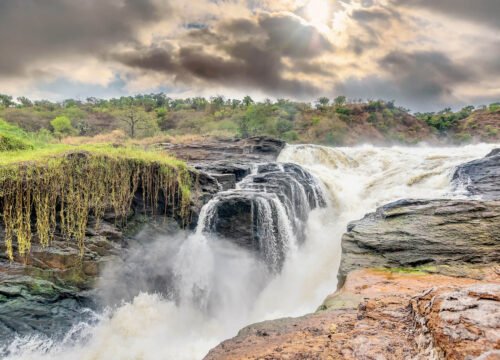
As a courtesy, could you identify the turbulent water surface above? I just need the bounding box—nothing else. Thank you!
[4,144,497,360]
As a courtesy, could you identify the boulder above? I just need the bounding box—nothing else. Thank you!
[453,148,500,199]
[339,199,500,287]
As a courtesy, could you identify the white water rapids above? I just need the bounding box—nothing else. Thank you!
[4,143,497,360]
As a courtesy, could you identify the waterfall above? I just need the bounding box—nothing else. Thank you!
[194,162,326,272]
[4,143,497,360]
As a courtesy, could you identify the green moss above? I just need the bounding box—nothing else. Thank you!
[376,265,438,274]
[0,144,192,260]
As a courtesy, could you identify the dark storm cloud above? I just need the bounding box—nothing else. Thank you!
[394,0,500,28]
[335,50,479,111]
[0,0,168,76]
[258,13,333,58]
[345,5,403,56]
[112,12,332,97]
[115,47,178,73]
[379,50,473,99]
[351,8,392,23]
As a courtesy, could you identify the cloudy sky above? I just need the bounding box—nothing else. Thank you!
[0,0,499,111]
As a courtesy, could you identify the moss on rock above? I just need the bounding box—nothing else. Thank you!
[0,145,192,259]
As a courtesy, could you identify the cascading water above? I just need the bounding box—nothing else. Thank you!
[3,143,497,360]
[198,162,326,272]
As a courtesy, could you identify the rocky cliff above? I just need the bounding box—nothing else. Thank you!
[0,137,288,341]
[205,149,500,360]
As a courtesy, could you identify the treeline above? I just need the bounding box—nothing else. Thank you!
[0,93,498,144]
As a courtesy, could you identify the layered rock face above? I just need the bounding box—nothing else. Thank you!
[453,148,500,200]
[161,136,286,163]
[200,163,326,272]
[0,137,291,342]
[206,269,499,360]
[339,199,500,286]
[206,149,500,359]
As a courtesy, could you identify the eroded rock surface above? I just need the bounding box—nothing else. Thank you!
[339,199,500,286]
[205,269,500,360]
[453,148,500,199]
[0,232,121,339]
[161,136,285,163]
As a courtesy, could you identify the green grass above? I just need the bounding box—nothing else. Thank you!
[0,120,193,259]
[0,143,188,167]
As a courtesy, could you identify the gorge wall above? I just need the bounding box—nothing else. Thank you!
[205,146,500,360]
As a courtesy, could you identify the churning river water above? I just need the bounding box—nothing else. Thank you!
[4,143,497,360]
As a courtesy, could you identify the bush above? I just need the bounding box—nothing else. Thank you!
[276,119,293,134]
[489,103,500,113]
[485,125,498,137]
[368,113,378,123]
[51,116,75,137]
[335,107,351,116]
[281,130,299,142]
[0,133,33,151]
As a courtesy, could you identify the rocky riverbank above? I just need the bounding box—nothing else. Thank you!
[205,149,500,360]
[0,137,286,342]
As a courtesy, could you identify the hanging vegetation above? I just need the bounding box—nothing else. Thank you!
[0,146,192,260]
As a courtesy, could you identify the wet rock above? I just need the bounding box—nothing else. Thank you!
[205,269,500,360]
[194,162,252,187]
[0,232,121,341]
[161,136,285,163]
[0,275,95,341]
[453,148,500,199]
[339,199,500,287]
[202,162,325,272]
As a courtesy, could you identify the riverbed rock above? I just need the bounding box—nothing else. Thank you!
[0,231,122,341]
[161,136,285,163]
[205,268,500,360]
[338,199,500,287]
[453,148,500,199]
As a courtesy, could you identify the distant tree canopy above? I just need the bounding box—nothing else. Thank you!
[0,92,498,144]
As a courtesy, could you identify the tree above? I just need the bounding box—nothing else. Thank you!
[156,107,176,130]
[17,96,33,108]
[231,99,241,109]
[242,96,254,107]
[210,96,225,111]
[50,116,75,137]
[316,97,330,110]
[0,94,14,108]
[333,96,346,107]
[116,106,152,138]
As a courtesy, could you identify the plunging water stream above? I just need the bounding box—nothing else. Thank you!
[3,144,496,360]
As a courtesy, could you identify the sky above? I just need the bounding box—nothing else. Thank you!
[0,0,499,111]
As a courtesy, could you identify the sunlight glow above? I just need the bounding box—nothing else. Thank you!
[305,0,331,26]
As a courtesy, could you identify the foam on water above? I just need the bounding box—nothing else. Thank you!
[4,143,497,360]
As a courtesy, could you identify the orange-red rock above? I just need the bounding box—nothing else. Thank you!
[205,269,500,360]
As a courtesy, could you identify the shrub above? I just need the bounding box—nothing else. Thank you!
[0,133,33,151]
[282,130,299,142]
[311,116,321,126]
[276,119,293,134]
[489,103,500,113]
[50,115,75,137]
[335,107,351,116]
[485,125,498,137]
